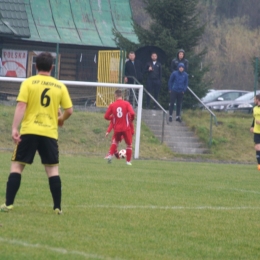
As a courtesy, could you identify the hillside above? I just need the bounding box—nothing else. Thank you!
[0,104,256,163]
[130,0,260,91]
[0,104,174,160]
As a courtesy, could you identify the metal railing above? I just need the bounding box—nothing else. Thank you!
[127,76,168,144]
[188,87,218,147]
[124,78,217,147]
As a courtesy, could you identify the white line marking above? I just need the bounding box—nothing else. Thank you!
[14,204,260,211]
[0,237,124,260]
[75,205,260,210]
[229,188,260,194]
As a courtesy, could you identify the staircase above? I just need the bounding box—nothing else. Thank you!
[141,109,209,155]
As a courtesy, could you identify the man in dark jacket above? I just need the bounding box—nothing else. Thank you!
[168,63,188,123]
[124,51,143,106]
[171,49,189,72]
[145,52,162,108]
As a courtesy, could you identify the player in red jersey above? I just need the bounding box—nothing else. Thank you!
[104,89,135,165]
[104,116,135,160]
[104,118,120,159]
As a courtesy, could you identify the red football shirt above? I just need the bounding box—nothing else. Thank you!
[104,99,135,132]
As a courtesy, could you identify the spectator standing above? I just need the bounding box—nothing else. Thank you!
[171,49,189,72]
[145,52,162,109]
[0,52,73,214]
[168,63,188,123]
[124,51,143,106]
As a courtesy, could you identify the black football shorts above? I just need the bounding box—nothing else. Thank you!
[11,134,59,165]
[254,133,260,144]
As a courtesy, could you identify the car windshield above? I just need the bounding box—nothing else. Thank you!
[235,91,258,101]
[202,91,225,102]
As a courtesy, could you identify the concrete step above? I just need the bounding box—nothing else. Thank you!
[151,133,194,139]
[142,112,167,120]
[142,113,165,118]
[156,136,200,143]
[142,119,185,127]
[151,130,195,137]
[144,123,189,131]
[144,122,185,129]
[149,128,187,134]
[164,138,202,144]
[142,119,165,124]
[152,131,198,138]
[142,113,164,119]
[142,109,164,114]
[151,132,199,142]
[141,108,208,155]
[173,147,210,154]
[167,142,205,149]
[152,133,192,139]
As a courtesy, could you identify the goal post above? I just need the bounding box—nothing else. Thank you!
[61,80,143,159]
[0,76,143,159]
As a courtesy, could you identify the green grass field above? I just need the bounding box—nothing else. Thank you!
[1,152,260,260]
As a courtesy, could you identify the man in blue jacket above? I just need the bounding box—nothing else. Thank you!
[168,63,188,123]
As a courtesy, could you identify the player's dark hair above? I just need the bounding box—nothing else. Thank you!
[36,52,54,72]
[128,51,135,56]
[151,52,157,56]
[115,89,122,97]
[256,94,260,101]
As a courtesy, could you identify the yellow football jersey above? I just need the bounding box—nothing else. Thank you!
[253,106,260,134]
[17,74,73,139]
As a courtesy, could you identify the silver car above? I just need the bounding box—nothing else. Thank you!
[201,89,249,104]
[226,91,260,113]
[205,91,257,112]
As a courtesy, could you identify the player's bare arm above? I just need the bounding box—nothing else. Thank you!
[58,108,62,117]
[104,107,112,120]
[58,107,73,127]
[12,101,27,144]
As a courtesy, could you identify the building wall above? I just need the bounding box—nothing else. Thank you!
[0,38,117,105]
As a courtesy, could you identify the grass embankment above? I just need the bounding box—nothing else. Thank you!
[0,104,173,159]
[182,109,254,163]
[0,104,256,163]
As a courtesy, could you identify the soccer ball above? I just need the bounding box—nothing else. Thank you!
[119,149,126,159]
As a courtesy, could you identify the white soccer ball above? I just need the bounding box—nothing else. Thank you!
[119,149,126,159]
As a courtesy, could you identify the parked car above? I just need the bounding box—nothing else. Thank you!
[205,91,258,112]
[205,100,238,112]
[201,90,249,104]
[225,91,260,113]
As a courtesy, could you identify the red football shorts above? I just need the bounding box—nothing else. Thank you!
[113,130,132,145]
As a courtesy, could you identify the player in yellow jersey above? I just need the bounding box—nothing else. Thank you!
[0,52,73,214]
[250,94,260,170]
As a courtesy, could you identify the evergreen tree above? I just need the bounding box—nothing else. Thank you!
[114,0,209,109]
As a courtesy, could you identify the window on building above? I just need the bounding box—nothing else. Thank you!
[27,51,60,78]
